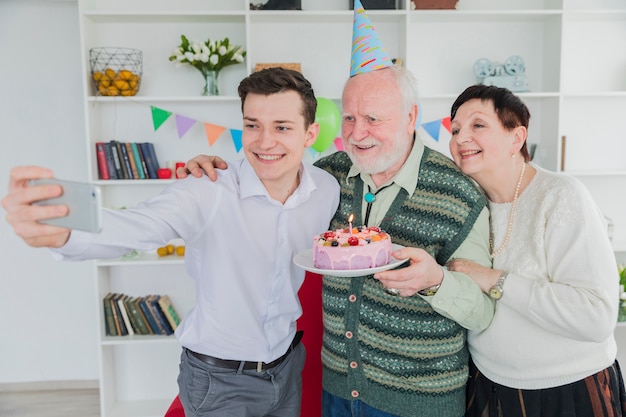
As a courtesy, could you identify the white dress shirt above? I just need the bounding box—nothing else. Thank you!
[55,159,340,363]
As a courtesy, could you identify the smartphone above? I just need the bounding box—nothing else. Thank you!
[30,178,102,233]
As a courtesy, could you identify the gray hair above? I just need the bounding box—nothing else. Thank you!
[342,65,419,118]
[387,64,419,115]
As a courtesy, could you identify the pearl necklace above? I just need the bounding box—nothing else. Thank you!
[490,162,526,258]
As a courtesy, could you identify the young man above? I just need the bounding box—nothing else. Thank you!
[2,67,340,417]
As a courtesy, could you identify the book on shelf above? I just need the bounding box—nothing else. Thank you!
[133,296,154,335]
[95,141,163,180]
[135,143,150,179]
[102,293,117,336]
[102,293,181,336]
[117,294,135,336]
[158,294,181,331]
[147,295,174,335]
[114,293,130,335]
[95,142,110,180]
[125,296,150,335]
[113,141,131,179]
[108,141,123,179]
[139,296,165,335]
[145,142,161,173]
[140,142,159,179]
[108,293,120,336]
[129,142,146,179]
[109,293,126,336]
[124,142,140,179]
[102,142,118,180]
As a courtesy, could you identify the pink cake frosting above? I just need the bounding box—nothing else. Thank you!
[313,226,392,270]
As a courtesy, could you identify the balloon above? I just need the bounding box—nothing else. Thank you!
[313,97,341,152]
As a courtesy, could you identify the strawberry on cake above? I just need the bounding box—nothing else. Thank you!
[313,226,392,270]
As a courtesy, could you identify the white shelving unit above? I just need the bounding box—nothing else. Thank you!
[77,0,626,416]
[94,260,195,417]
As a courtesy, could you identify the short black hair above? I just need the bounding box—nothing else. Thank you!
[238,67,317,128]
[451,84,531,161]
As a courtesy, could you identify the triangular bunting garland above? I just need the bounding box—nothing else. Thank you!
[230,129,243,153]
[204,123,226,146]
[148,100,453,157]
[175,114,197,139]
[422,119,442,142]
[441,116,451,133]
[151,106,172,131]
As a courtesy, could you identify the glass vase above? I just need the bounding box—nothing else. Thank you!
[201,70,220,96]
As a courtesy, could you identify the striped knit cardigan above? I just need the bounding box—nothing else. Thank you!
[314,149,487,417]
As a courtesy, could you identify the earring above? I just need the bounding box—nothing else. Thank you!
[511,154,516,159]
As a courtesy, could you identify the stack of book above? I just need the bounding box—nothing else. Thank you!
[95,141,161,180]
[103,293,181,336]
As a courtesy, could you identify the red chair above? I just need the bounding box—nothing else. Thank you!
[164,396,184,417]
[164,272,323,417]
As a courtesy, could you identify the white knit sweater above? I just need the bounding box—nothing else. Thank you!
[468,165,619,389]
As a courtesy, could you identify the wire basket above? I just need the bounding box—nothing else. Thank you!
[89,47,143,96]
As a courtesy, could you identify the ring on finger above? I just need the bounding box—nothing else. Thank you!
[385,287,400,296]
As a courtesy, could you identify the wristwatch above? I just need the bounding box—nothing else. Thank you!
[419,267,445,296]
[489,271,509,300]
[418,284,441,297]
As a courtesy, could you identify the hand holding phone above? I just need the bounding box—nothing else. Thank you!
[30,178,102,233]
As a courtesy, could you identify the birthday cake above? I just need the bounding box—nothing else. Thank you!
[313,226,392,270]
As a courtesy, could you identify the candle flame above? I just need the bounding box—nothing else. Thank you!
[348,213,354,223]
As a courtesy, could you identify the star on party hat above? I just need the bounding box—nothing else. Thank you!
[350,0,393,77]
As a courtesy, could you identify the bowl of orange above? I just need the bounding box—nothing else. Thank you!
[89,47,142,97]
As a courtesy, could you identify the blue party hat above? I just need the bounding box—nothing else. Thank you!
[350,0,393,76]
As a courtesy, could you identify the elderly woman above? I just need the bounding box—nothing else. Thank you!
[446,84,625,417]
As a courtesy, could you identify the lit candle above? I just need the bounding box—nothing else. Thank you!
[348,213,354,235]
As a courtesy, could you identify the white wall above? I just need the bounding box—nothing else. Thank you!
[0,0,98,383]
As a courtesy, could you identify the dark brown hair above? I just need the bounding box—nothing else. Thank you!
[451,84,531,162]
[238,67,317,128]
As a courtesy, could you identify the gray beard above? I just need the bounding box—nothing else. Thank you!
[346,139,411,176]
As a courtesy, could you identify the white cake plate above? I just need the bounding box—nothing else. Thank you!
[293,244,408,278]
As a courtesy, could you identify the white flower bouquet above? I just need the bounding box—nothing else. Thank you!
[169,35,246,95]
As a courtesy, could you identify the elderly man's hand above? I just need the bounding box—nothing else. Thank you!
[176,155,229,181]
[374,247,444,297]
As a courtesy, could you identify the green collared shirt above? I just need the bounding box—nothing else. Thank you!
[348,137,494,330]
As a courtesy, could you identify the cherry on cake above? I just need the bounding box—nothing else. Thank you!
[313,226,392,270]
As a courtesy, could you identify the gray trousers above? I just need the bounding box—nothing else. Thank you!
[177,343,306,417]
